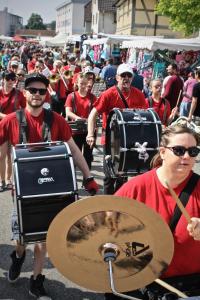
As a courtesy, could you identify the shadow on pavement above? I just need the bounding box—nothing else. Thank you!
[0,276,104,299]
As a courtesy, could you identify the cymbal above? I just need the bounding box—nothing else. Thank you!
[47,195,174,293]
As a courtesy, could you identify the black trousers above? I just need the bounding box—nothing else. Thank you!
[73,134,93,170]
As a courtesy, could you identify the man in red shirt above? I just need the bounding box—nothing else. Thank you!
[87,63,147,194]
[0,73,98,300]
[0,71,26,191]
[65,73,97,169]
[162,64,183,109]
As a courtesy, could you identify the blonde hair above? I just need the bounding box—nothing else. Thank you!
[151,124,200,168]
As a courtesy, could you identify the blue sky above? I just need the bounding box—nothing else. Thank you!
[0,0,62,24]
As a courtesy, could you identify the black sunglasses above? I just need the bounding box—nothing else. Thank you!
[17,73,25,77]
[5,76,16,81]
[120,72,132,78]
[165,146,200,157]
[26,87,47,96]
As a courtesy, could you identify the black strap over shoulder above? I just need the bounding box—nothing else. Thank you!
[42,109,53,142]
[115,86,129,108]
[71,92,94,116]
[169,173,199,232]
[16,108,53,144]
[148,97,168,124]
[71,92,77,114]
[16,109,28,144]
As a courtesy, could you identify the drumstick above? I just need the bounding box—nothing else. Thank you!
[175,89,182,108]
[165,180,191,223]
[155,279,187,298]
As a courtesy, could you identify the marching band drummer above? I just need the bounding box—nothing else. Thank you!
[65,72,97,170]
[0,73,98,299]
[86,63,147,195]
[106,124,200,300]
[0,71,26,192]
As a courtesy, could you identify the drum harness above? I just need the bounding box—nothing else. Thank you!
[148,96,168,125]
[16,108,53,144]
[114,86,155,162]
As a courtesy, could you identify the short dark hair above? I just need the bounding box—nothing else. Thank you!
[195,68,200,78]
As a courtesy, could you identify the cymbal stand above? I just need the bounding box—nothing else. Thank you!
[104,249,141,300]
[103,247,188,300]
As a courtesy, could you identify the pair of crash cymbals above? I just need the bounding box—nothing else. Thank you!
[47,195,174,293]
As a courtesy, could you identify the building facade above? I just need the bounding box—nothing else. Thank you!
[91,0,117,34]
[56,0,88,35]
[0,7,23,36]
[114,0,182,37]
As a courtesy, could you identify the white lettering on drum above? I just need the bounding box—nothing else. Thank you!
[38,177,55,184]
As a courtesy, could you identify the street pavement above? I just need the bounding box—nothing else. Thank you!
[0,139,199,300]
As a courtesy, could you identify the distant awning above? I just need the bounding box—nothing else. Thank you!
[13,35,25,42]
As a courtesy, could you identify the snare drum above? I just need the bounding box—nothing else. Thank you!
[105,108,162,176]
[12,141,78,244]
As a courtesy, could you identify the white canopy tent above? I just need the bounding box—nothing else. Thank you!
[83,34,164,47]
[122,37,200,51]
[42,33,68,47]
[0,35,12,42]
[41,33,81,47]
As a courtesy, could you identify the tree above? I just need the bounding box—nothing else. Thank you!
[49,21,56,31]
[26,13,47,30]
[156,0,200,36]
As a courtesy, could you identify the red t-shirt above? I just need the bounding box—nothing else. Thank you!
[145,97,171,125]
[27,59,36,72]
[63,65,81,74]
[0,88,26,115]
[115,169,200,278]
[65,91,97,119]
[94,85,147,130]
[162,75,183,109]
[0,109,72,146]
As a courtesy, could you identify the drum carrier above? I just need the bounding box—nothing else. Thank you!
[12,141,78,244]
[105,108,162,177]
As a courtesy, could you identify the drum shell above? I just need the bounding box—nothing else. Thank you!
[106,109,162,176]
[12,141,78,244]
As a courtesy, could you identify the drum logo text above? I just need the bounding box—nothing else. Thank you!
[38,177,54,184]
[38,168,54,184]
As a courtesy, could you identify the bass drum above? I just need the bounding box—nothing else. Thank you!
[105,108,162,176]
[12,141,78,244]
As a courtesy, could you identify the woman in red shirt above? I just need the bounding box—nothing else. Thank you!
[145,79,177,126]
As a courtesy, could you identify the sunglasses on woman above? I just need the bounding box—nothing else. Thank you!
[165,146,200,157]
[26,87,47,96]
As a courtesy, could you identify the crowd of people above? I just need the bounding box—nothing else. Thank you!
[0,41,200,300]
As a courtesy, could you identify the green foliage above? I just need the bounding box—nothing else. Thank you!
[156,0,200,36]
[49,21,56,31]
[26,13,47,30]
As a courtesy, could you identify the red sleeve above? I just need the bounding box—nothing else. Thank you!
[51,112,72,142]
[65,93,73,108]
[162,77,174,98]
